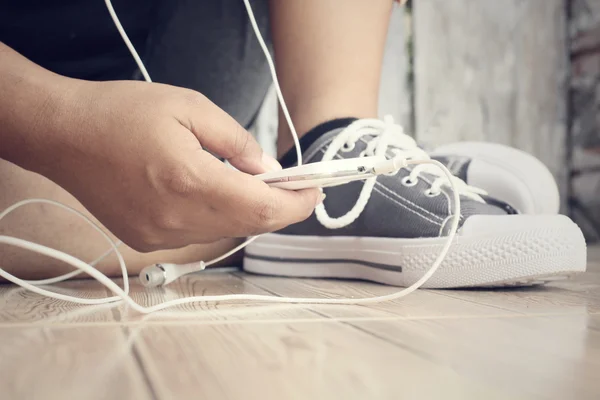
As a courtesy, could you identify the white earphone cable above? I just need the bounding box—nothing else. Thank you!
[0,0,459,313]
[103,0,152,83]
[241,0,303,166]
[0,198,129,304]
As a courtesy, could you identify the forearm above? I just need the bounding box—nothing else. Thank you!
[0,42,77,173]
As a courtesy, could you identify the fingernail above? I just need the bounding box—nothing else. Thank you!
[317,193,326,205]
[262,153,283,171]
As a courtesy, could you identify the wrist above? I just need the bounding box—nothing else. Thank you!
[0,44,82,175]
[29,76,86,179]
[1,72,82,175]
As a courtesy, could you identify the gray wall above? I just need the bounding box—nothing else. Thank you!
[571,0,600,240]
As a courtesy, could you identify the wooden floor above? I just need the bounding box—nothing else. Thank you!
[1,248,599,399]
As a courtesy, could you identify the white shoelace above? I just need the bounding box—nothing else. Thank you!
[316,116,487,229]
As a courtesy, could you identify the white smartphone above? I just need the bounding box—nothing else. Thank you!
[256,156,397,190]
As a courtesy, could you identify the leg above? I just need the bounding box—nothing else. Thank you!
[0,159,242,280]
[269,0,394,156]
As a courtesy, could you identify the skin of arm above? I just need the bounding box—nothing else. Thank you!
[0,42,78,175]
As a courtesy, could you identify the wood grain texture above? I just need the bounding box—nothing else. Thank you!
[132,314,600,400]
[436,280,600,316]
[114,271,320,323]
[0,280,115,324]
[350,314,600,400]
[133,321,513,400]
[235,273,519,319]
[0,326,151,400]
[0,248,596,399]
[413,0,568,206]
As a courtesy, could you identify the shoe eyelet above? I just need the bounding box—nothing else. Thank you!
[401,176,418,187]
[358,150,367,158]
[341,142,356,152]
[424,189,440,197]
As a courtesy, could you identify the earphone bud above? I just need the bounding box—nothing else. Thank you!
[139,264,167,287]
[375,157,409,175]
[139,261,206,288]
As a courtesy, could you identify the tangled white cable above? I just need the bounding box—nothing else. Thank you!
[0,0,462,313]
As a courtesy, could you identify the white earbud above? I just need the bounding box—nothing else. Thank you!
[139,261,206,288]
[374,157,408,175]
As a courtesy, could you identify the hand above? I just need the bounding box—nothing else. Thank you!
[34,80,321,251]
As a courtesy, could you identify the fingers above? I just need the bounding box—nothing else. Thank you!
[178,91,282,175]
[247,186,323,234]
[203,160,322,236]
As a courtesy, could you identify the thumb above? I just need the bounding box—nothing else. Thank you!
[180,92,282,174]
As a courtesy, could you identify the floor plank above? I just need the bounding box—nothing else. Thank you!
[434,281,600,315]
[133,321,515,400]
[0,325,152,399]
[349,314,600,400]
[0,280,116,324]
[0,248,597,399]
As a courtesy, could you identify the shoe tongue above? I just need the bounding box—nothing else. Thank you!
[427,155,520,213]
[414,168,517,215]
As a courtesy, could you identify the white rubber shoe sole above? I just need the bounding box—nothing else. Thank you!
[243,215,587,289]
[432,142,560,215]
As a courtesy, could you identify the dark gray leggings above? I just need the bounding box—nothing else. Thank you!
[0,0,272,129]
[143,0,272,129]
